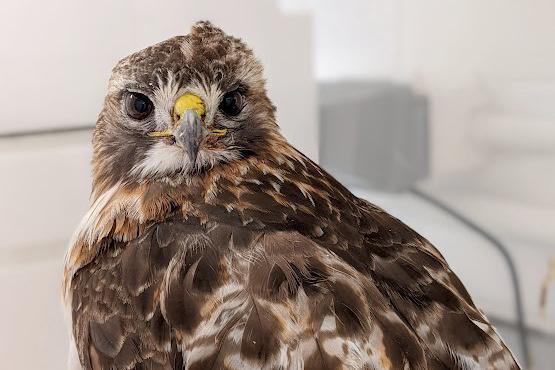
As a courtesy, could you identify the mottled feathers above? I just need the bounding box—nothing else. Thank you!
[65,21,520,370]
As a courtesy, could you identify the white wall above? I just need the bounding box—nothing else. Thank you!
[282,0,555,175]
[400,0,555,176]
[401,0,555,85]
[280,0,402,80]
[0,132,92,370]
[0,0,318,160]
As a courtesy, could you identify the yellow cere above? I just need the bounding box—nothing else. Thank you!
[147,93,205,138]
[173,93,205,121]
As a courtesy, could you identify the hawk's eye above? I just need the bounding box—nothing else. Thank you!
[125,92,153,120]
[219,90,244,116]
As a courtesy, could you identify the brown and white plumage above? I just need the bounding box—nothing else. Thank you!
[64,21,520,370]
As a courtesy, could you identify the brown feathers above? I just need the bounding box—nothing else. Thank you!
[66,21,520,370]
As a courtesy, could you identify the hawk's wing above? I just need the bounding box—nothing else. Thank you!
[71,210,519,369]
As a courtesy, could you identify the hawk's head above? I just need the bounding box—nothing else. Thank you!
[92,21,279,195]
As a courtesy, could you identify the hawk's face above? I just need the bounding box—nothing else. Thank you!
[92,21,278,194]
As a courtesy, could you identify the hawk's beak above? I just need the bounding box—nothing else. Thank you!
[173,108,205,163]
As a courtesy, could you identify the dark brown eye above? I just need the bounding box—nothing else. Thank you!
[125,92,153,120]
[219,90,244,116]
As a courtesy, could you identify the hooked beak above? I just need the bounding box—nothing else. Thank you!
[173,108,205,163]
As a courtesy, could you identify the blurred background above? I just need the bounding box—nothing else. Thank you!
[1,0,554,369]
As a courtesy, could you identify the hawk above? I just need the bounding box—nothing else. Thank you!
[64,21,520,370]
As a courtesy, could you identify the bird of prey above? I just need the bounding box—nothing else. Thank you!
[64,21,520,370]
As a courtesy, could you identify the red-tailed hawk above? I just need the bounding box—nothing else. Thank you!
[64,21,520,370]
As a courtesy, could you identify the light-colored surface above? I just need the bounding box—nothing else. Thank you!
[0,132,92,250]
[0,253,68,370]
[280,0,403,80]
[283,0,555,176]
[1,0,318,161]
[400,0,555,178]
[0,132,91,369]
[494,319,555,370]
